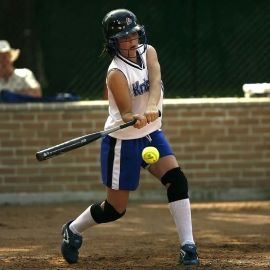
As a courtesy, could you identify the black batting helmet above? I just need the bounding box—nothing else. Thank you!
[102,9,147,56]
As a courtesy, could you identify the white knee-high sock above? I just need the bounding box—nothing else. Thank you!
[169,198,195,246]
[69,205,97,235]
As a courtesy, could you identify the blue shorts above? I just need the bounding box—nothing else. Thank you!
[100,129,174,191]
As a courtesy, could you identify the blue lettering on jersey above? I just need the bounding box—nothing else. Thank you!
[132,79,150,96]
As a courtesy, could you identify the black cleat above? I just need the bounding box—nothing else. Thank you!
[61,220,83,264]
[179,243,200,266]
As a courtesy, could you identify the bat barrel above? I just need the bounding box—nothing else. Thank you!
[36,141,82,161]
[36,145,73,161]
[36,133,100,161]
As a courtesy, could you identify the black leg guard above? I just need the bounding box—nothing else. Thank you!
[161,167,189,202]
[90,200,126,224]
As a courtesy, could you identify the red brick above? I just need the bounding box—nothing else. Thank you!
[12,113,35,121]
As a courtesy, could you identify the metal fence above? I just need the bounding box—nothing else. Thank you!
[1,0,270,99]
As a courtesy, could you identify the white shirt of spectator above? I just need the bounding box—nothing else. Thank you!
[0,68,40,93]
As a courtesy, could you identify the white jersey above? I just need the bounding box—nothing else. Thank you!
[104,45,163,139]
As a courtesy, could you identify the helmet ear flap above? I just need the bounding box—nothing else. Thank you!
[107,38,117,56]
[138,27,146,43]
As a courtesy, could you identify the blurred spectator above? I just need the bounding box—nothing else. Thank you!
[0,40,42,98]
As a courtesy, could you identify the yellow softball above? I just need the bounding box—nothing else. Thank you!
[142,146,160,164]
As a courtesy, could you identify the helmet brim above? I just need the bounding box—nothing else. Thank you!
[113,25,143,39]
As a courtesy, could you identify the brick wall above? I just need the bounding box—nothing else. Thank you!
[0,98,269,204]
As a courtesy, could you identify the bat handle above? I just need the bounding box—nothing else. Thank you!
[120,119,137,129]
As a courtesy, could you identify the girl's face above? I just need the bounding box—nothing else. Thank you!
[117,32,139,60]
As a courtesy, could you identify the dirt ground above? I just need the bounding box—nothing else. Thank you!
[0,200,269,270]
